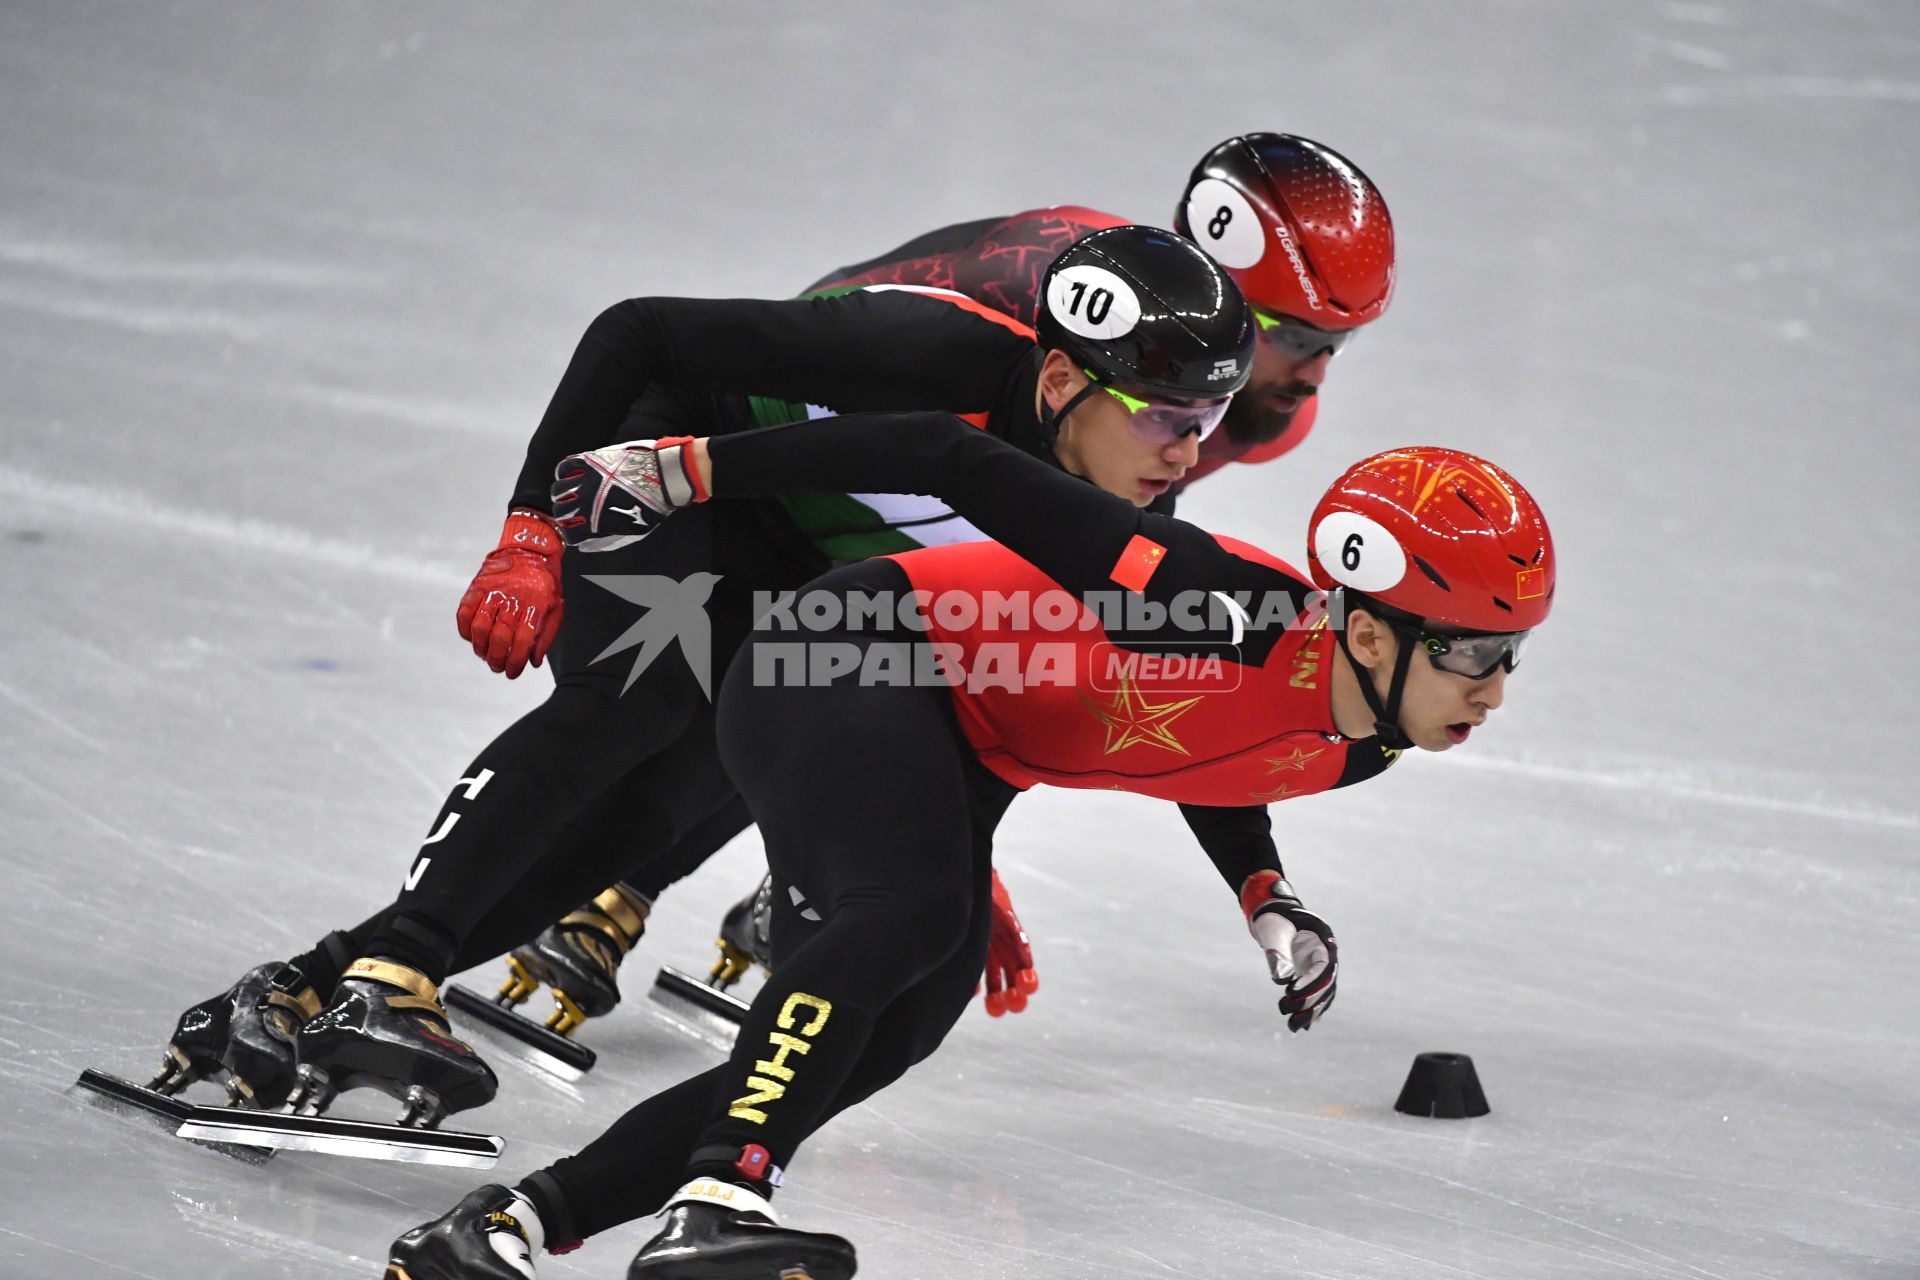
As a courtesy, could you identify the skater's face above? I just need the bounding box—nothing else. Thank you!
[1344,609,1510,753]
[1038,350,1210,506]
[1217,308,1344,448]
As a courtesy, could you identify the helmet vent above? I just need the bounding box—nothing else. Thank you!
[1412,555,1451,590]
[1491,597,1513,613]
[1453,485,1486,519]
[1507,553,1528,567]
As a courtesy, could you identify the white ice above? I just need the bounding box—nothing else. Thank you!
[1,2,1916,1277]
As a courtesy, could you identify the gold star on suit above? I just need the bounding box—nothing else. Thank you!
[1249,781,1303,804]
[1079,671,1203,757]
[1264,746,1325,774]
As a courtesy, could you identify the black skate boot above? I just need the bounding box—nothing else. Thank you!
[629,1180,855,1280]
[708,875,773,992]
[649,877,771,1024]
[386,1183,550,1280]
[524,883,651,1036]
[291,958,496,1125]
[150,961,324,1108]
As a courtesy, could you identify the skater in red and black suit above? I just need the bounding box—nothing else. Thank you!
[141,227,1253,1131]
[141,139,1393,1130]
[516,132,1398,1034]
[384,252,1554,1280]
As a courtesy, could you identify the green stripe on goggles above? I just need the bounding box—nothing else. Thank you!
[1254,306,1357,361]
[1082,369,1231,444]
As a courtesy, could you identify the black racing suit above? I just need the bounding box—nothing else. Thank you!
[309,288,1045,985]
[494,211,1187,935]
[516,413,1379,1246]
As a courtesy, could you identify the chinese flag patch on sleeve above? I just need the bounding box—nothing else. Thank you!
[1110,535,1167,593]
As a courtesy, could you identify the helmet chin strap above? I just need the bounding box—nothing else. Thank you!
[1039,378,1104,452]
[1333,589,1416,750]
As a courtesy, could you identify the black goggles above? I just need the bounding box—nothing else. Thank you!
[1253,306,1357,361]
[1419,628,1531,680]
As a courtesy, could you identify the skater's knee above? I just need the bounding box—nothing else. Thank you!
[538,679,697,761]
[832,881,971,982]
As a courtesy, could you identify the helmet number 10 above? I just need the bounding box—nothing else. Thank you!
[1063,280,1113,326]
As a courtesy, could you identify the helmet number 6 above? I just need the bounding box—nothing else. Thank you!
[1342,532,1364,571]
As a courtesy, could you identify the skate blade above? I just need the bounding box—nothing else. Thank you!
[71,1069,276,1164]
[445,983,594,1078]
[648,966,751,1024]
[174,1107,504,1168]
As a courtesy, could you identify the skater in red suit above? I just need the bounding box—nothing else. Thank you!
[140,226,1255,1137]
[516,131,1397,1037]
[384,261,1552,1280]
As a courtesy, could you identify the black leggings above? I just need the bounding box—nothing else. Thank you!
[312,497,824,986]
[536,597,1017,1238]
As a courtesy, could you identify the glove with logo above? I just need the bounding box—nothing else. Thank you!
[981,869,1039,1017]
[550,436,708,552]
[455,509,565,679]
[1239,870,1338,1031]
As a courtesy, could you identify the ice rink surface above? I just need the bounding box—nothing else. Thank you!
[2,2,1916,1276]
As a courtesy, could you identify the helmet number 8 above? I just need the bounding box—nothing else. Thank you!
[1185,178,1263,269]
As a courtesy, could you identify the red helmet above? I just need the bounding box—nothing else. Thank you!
[1306,447,1555,633]
[1174,133,1395,329]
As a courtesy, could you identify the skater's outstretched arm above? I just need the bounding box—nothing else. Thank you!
[552,413,1316,665]
[513,290,1033,511]
[702,412,1317,666]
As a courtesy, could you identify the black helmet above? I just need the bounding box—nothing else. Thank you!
[1036,224,1255,403]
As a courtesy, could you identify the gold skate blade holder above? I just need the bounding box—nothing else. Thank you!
[545,988,589,1038]
[443,983,595,1075]
[708,938,753,989]
[496,953,543,1007]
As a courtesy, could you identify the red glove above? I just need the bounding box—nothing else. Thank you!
[981,869,1039,1017]
[456,509,565,678]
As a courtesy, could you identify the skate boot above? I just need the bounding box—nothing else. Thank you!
[523,884,651,1036]
[290,958,496,1125]
[629,1180,855,1280]
[386,1183,552,1280]
[708,875,773,993]
[150,961,324,1108]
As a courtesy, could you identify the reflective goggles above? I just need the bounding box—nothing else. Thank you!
[1420,628,1531,680]
[1083,369,1231,445]
[1253,306,1357,361]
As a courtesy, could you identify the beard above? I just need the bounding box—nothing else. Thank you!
[1221,383,1315,448]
